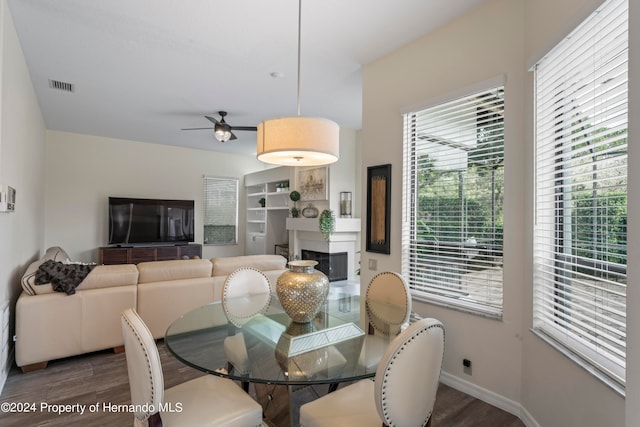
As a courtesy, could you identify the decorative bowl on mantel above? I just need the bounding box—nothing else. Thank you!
[301,203,319,218]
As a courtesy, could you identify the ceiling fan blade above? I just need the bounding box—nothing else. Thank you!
[181,127,214,130]
[204,115,220,125]
[230,126,258,131]
[229,132,238,141]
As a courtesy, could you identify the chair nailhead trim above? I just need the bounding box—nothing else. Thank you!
[379,322,445,427]
[123,314,157,419]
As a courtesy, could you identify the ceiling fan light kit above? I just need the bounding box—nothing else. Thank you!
[256,0,339,167]
[214,123,232,142]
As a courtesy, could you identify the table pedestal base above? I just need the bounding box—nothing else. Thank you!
[254,383,329,427]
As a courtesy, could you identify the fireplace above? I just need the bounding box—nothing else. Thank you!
[286,217,361,281]
[301,250,348,282]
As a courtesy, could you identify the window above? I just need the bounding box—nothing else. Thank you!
[402,81,505,318]
[203,176,238,245]
[533,0,627,390]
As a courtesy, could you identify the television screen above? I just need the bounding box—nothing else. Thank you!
[108,197,195,245]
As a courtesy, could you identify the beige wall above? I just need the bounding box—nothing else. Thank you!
[329,128,359,216]
[44,130,267,262]
[362,0,633,425]
[363,0,526,404]
[0,0,47,384]
[44,129,361,263]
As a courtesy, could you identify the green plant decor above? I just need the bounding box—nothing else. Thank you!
[319,209,335,241]
[289,190,301,217]
[289,191,301,202]
[259,197,266,207]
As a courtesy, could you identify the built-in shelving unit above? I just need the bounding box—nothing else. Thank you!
[245,167,292,256]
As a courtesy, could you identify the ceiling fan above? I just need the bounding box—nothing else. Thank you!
[181,111,257,142]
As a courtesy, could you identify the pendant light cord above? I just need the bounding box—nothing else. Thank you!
[296,0,302,117]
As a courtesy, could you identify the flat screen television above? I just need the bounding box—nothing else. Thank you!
[108,197,195,246]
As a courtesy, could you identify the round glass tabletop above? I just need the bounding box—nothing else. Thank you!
[165,292,397,386]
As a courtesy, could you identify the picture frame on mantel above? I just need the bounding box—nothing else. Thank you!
[366,164,391,254]
[298,166,328,201]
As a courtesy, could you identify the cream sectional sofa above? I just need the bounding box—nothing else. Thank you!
[15,247,287,372]
[137,255,287,339]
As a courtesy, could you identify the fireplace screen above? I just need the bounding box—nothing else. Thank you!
[301,250,348,282]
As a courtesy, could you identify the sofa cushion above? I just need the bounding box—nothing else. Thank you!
[211,255,287,277]
[15,283,137,367]
[21,246,72,296]
[137,277,216,339]
[137,259,213,284]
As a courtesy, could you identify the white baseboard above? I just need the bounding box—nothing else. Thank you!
[518,405,542,427]
[440,371,541,427]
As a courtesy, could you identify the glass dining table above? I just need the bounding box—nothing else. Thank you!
[164,289,404,426]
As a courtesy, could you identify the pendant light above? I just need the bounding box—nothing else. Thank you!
[257,0,339,166]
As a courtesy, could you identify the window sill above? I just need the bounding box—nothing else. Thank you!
[411,292,503,321]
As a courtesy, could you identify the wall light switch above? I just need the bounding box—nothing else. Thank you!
[0,185,15,212]
[368,259,377,271]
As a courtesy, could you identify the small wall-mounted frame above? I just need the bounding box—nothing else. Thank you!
[366,164,391,254]
[0,185,16,213]
[298,166,328,201]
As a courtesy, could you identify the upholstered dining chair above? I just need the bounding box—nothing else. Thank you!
[222,267,272,329]
[359,271,412,371]
[121,308,263,427]
[222,267,272,390]
[299,317,445,427]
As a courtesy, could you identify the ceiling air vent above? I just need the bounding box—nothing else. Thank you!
[48,79,74,93]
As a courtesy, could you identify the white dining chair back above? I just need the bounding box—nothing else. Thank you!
[121,308,263,427]
[375,317,444,425]
[222,267,272,328]
[299,317,445,427]
[365,271,412,336]
[121,309,164,425]
[358,272,413,372]
[222,267,272,384]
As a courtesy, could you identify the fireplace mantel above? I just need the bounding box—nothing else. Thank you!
[286,218,360,233]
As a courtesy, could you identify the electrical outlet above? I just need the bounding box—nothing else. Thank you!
[463,358,472,375]
[368,259,377,271]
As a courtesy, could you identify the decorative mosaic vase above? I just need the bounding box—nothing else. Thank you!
[276,260,329,323]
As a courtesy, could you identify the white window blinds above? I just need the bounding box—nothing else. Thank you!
[402,84,505,317]
[203,176,239,245]
[533,0,628,388]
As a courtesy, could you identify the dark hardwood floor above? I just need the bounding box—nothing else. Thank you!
[0,343,525,427]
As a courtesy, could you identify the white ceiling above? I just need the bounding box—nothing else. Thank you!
[7,0,488,157]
